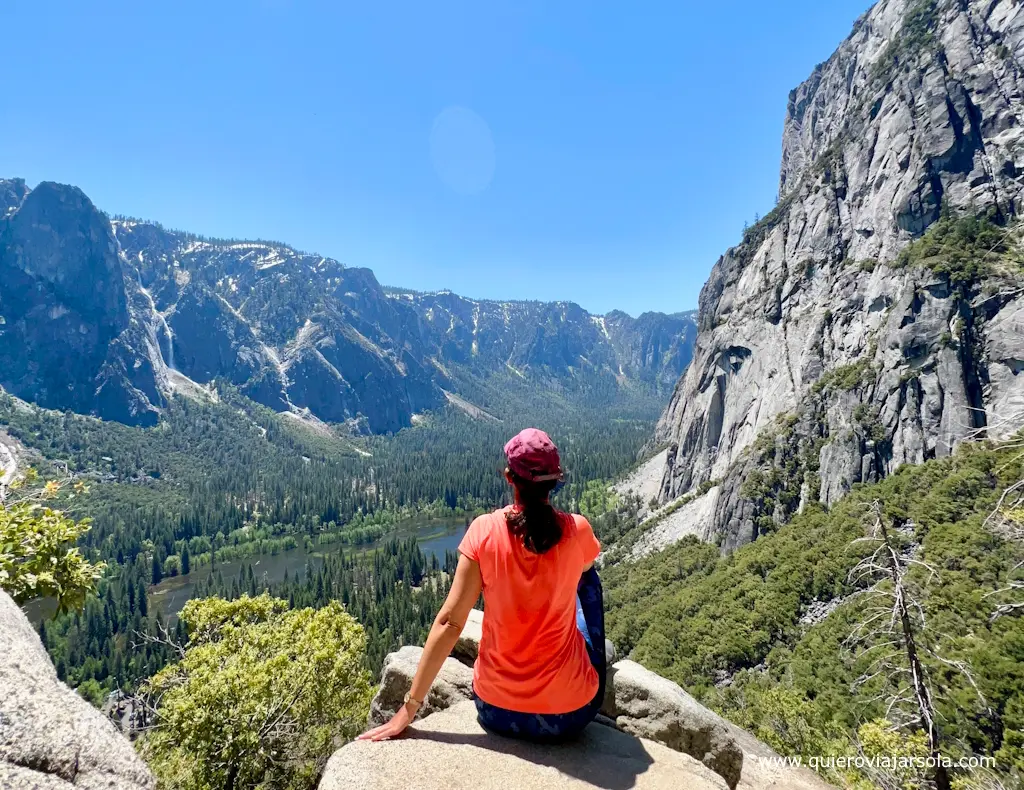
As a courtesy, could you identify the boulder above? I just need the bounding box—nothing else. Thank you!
[601,661,743,789]
[602,661,830,790]
[453,607,483,665]
[368,645,474,727]
[0,763,84,790]
[322,700,729,790]
[0,590,155,790]
[366,644,831,790]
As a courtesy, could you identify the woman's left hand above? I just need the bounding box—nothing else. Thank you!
[357,704,414,742]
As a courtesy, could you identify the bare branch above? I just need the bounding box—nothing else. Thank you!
[131,624,186,660]
[842,501,960,790]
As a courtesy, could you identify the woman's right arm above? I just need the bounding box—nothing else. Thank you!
[358,553,483,741]
[406,553,482,703]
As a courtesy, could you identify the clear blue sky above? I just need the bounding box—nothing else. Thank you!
[1,0,872,316]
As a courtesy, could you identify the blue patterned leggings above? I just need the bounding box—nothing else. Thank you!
[474,568,606,743]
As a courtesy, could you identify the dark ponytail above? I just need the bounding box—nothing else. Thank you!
[505,472,563,554]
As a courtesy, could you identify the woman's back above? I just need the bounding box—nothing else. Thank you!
[459,506,600,714]
[358,427,607,744]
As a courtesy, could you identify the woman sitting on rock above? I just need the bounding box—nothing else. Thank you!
[359,427,607,743]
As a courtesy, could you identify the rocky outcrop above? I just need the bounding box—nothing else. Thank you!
[323,700,730,790]
[601,661,828,790]
[165,282,273,387]
[453,606,484,664]
[350,613,831,790]
[0,178,30,217]
[601,662,743,788]
[0,590,155,790]
[652,0,1024,550]
[368,646,475,728]
[367,609,482,727]
[605,310,699,392]
[396,292,695,392]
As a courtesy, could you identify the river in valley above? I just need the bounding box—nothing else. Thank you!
[25,516,470,626]
[150,516,470,622]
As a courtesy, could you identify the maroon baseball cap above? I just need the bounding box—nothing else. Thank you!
[504,428,562,482]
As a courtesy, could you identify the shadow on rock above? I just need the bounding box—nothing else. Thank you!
[408,725,656,790]
[321,701,730,790]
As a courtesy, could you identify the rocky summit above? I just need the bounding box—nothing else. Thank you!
[320,612,831,790]
[0,181,163,427]
[643,0,1024,552]
[0,182,696,432]
[323,702,730,790]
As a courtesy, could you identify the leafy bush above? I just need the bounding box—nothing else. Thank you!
[894,212,1016,285]
[852,403,887,444]
[605,497,862,690]
[139,594,373,790]
[812,358,875,395]
[715,678,850,765]
[579,479,619,522]
[857,720,931,789]
[0,474,104,612]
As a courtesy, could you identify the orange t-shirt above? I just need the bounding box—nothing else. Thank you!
[458,507,601,714]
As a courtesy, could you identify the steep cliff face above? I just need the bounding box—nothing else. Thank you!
[0,183,162,426]
[394,289,696,388]
[112,218,695,431]
[605,310,698,392]
[112,220,443,432]
[652,0,1024,551]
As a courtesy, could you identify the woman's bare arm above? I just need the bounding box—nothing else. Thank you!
[407,554,482,702]
[359,553,483,741]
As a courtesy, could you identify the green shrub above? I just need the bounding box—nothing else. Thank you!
[606,437,1024,782]
[606,438,1024,782]
[139,594,373,790]
[812,358,875,395]
[894,212,1014,285]
[0,474,104,613]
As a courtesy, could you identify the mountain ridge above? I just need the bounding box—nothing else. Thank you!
[0,178,697,433]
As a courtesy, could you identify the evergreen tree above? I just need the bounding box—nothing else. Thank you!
[137,580,148,617]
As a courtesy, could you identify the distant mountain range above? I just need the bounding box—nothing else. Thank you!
[0,178,696,431]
